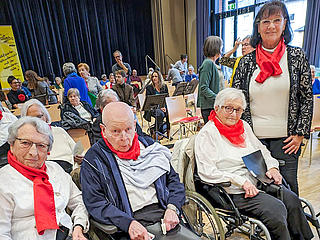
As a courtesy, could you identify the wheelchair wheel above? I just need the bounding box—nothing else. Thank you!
[183,190,225,240]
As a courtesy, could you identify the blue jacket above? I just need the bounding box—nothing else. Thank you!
[63,72,92,105]
[80,136,185,232]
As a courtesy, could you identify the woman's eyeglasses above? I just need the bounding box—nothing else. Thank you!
[259,18,284,27]
[16,138,49,152]
[221,106,244,115]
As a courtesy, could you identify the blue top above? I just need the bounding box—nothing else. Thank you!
[100,80,109,86]
[185,73,198,82]
[313,78,320,95]
[21,86,32,98]
[63,72,92,105]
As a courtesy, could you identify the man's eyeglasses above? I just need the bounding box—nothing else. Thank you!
[259,18,284,27]
[16,138,49,152]
[221,106,244,115]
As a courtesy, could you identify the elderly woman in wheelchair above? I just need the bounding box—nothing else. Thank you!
[194,88,313,240]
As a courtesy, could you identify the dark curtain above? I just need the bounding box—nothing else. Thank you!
[303,0,320,67]
[196,0,210,70]
[0,0,154,82]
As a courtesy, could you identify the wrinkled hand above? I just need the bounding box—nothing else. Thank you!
[283,135,304,154]
[128,220,152,240]
[242,180,259,198]
[74,155,84,165]
[161,107,166,112]
[72,226,87,240]
[163,208,179,232]
[266,168,282,185]
[234,38,241,49]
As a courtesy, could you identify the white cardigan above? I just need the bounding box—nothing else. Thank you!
[0,161,89,240]
[195,120,279,194]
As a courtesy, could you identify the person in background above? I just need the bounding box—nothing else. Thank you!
[232,0,313,195]
[54,76,64,89]
[130,69,142,84]
[174,54,188,80]
[0,117,89,240]
[112,70,135,107]
[197,36,224,124]
[147,67,154,80]
[21,99,84,170]
[7,76,30,109]
[78,63,103,97]
[25,70,57,105]
[185,65,198,83]
[311,65,320,95]
[112,50,132,84]
[100,74,108,87]
[106,73,116,89]
[167,64,183,88]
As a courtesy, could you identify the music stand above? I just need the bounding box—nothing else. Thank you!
[172,82,187,96]
[142,94,168,142]
[184,80,199,95]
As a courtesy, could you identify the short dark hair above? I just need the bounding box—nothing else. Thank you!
[7,76,17,84]
[251,0,293,48]
[180,54,187,60]
[115,70,126,78]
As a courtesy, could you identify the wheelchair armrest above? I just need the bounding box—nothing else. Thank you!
[90,219,118,234]
[278,159,285,167]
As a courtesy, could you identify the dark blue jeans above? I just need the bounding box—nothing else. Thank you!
[259,137,301,195]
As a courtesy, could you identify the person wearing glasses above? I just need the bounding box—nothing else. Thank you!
[232,1,312,195]
[195,88,313,240]
[0,117,89,240]
[7,76,30,109]
[112,50,132,84]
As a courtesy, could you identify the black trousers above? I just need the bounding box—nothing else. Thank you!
[260,137,301,195]
[231,186,313,240]
[201,108,214,124]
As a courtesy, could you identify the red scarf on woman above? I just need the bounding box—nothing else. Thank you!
[101,131,141,160]
[7,151,59,235]
[255,38,286,83]
[208,110,246,148]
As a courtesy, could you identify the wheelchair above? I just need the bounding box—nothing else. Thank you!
[171,135,320,240]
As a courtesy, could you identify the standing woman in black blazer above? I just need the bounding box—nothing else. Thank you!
[144,70,169,133]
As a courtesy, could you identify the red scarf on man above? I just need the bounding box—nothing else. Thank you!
[7,151,59,235]
[255,38,286,84]
[208,110,246,148]
[101,131,141,160]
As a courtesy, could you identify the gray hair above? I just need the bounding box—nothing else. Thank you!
[63,62,76,76]
[21,99,51,123]
[96,89,119,110]
[203,36,223,58]
[188,65,194,71]
[67,88,80,98]
[242,35,252,42]
[310,65,316,71]
[214,88,247,110]
[8,116,54,151]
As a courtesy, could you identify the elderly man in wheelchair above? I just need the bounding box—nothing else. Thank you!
[80,102,201,240]
[194,88,313,240]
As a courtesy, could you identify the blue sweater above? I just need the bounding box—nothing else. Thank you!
[63,72,92,105]
[80,136,185,232]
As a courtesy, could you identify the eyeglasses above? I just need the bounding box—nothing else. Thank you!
[16,138,49,152]
[114,55,121,59]
[259,18,284,27]
[221,106,244,115]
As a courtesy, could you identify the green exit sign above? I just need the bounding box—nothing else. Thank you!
[228,3,235,10]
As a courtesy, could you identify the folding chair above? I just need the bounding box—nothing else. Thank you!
[46,103,61,122]
[165,95,201,139]
[67,128,91,151]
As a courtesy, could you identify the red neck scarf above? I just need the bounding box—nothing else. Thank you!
[208,110,246,148]
[101,131,141,160]
[255,38,286,83]
[7,151,59,235]
[0,110,3,120]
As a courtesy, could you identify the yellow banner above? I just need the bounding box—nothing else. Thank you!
[0,25,24,89]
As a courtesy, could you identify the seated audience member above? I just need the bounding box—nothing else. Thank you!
[0,108,17,166]
[21,99,83,170]
[78,63,103,96]
[185,65,198,83]
[145,70,169,135]
[100,74,108,87]
[147,67,154,80]
[7,76,30,109]
[311,65,320,95]
[106,73,116,89]
[130,69,142,97]
[112,50,132,84]
[195,88,313,240]
[174,54,188,80]
[0,117,89,240]
[25,70,58,105]
[112,70,135,107]
[17,78,32,98]
[166,64,183,87]
[61,88,98,130]
[81,102,199,240]
[54,76,64,89]
[62,62,92,105]
[130,69,142,84]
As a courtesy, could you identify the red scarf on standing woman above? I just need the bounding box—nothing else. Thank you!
[255,38,286,84]
[7,151,59,235]
[208,110,246,148]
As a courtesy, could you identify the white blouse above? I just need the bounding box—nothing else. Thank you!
[0,161,89,240]
[195,120,279,194]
